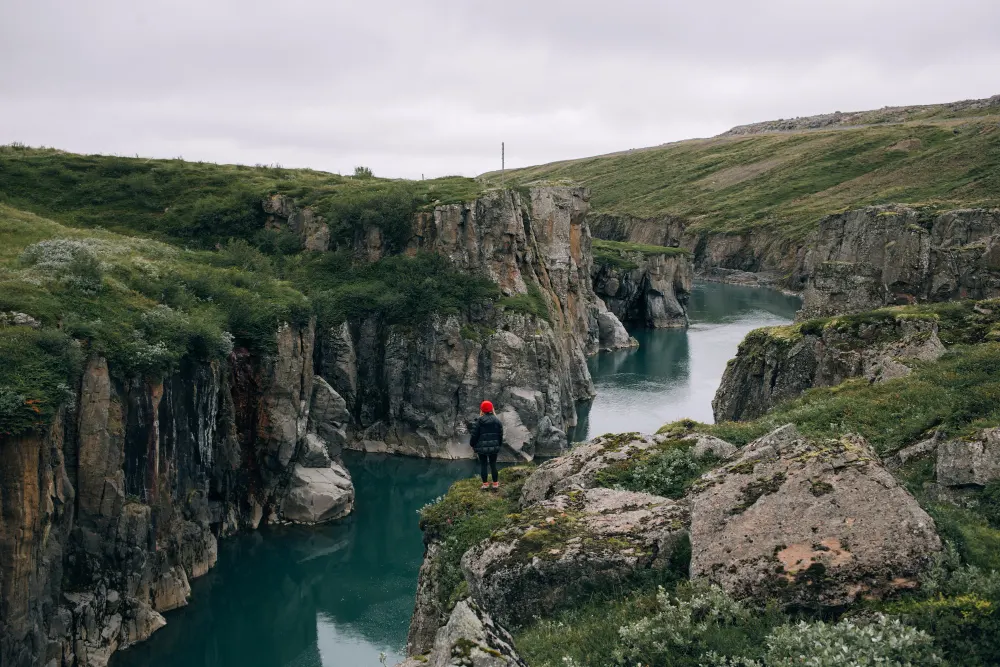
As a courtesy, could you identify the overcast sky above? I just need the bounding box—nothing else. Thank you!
[2,0,998,179]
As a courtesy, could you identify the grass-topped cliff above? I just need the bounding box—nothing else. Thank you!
[488,98,1000,240]
[0,144,485,250]
[0,147,528,438]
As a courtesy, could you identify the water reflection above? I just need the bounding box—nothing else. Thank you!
[573,282,800,439]
[112,453,477,667]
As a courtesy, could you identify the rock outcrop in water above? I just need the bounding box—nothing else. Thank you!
[318,187,633,461]
[0,322,356,667]
[592,249,692,328]
[713,313,946,422]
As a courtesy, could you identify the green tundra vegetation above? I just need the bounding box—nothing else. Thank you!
[0,146,518,437]
[591,239,690,271]
[421,299,1000,666]
[490,115,1000,239]
[0,144,485,249]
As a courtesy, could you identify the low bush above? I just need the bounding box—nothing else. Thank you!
[497,281,550,322]
[594,439,713,499]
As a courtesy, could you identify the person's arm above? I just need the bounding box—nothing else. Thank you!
[470,418,480,449]
[498,418,504,445]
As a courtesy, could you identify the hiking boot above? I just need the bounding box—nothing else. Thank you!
[480,482,491,490]
[492,482,500,490]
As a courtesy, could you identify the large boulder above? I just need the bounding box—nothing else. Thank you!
[280,462,355,524]
[462,487,688,629]
[689,425,941,608]
[519,431,728,506]
[398,599,526,667]
[937,428,1000,487]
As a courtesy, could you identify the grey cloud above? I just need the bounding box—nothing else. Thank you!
[1,0,998,178]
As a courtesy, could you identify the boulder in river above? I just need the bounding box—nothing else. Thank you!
[280,462,355,524]
[689,424,941,608]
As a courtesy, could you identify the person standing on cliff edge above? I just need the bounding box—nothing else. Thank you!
[470,401,504,490]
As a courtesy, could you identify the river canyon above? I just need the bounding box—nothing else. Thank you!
[109,282,800,667]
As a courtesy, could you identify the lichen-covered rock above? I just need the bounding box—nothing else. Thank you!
[713,314,946,422]
[689,424,941,608]
[519,432,662,506]
[462,487,688,628]
[936,428,1000,487]
[406,543,447,657]
[398,599,526,667]
[690,434,738,460]
[280,462,355,524]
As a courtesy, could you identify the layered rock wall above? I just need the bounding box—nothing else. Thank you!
[796,206,1000,318]
[0,322,355,667]
[588,206,1000,314]
[713,315,945,422]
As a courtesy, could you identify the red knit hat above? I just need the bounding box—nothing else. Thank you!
[480,400,494,413]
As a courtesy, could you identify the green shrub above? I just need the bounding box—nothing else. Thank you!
[0,327,82,436]
[498,281,550,321]
[595,439,714,499]
[763,614,940,666]
[707,343,1000,455]
[592,239,689,271]
[294,250,499,329]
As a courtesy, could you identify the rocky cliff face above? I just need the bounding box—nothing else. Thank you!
[0,323,355,667]
[317,188,632,461]
[796,206,1000,318]
[592,251,693,328]
[589,206,1000,314]
[713,314,946,422]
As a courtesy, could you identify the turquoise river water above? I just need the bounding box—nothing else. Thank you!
[112,281,800,667]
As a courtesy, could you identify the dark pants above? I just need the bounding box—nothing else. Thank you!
[478,451,499,483]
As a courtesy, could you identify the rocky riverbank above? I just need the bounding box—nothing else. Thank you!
[400,422,955,666]
[588,205,1000,320]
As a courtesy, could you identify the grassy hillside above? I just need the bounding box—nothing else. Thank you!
[0,144,485,250]
[491,115,1000,240]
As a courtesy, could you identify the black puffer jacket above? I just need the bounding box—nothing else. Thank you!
[470,413,504,455]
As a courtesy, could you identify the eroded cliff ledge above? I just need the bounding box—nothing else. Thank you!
[314,187,633,461]
[590,240,693,329]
